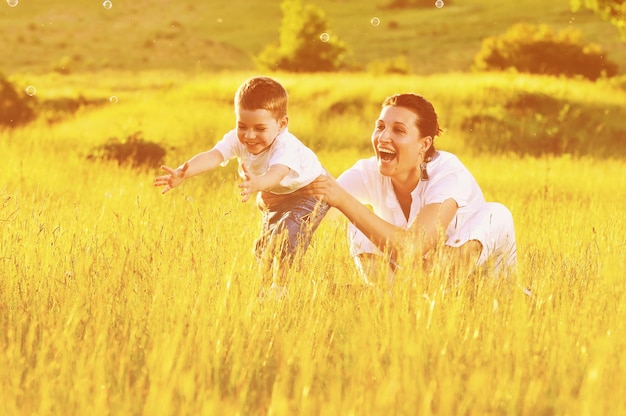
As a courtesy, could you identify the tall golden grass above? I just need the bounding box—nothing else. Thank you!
[1,71,625,415]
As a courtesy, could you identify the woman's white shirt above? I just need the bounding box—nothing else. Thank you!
[337,151,487,254]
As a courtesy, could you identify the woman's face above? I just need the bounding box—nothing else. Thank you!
[371,105,429,180]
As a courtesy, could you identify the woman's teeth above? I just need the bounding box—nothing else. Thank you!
[378,148,396,161]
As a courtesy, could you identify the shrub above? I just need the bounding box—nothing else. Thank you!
[570,0,626,40]
[367,55,412,75]
[460,91,626,157]
[255,0,349,72]
[40,95,107,125]
[472,23,618,81]
[381,0,451,9]
[0,74,36,128]
[87,131,167,169]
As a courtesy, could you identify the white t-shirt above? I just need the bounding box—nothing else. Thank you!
[213,128,325,194]
[337,150,487,254]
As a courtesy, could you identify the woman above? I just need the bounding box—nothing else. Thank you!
[265,93,517,285]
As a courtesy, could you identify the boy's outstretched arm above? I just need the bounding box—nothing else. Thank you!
[239,163,290,203]
[154,148,224,194]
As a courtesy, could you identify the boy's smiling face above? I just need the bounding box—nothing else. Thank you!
[236,108,288,155]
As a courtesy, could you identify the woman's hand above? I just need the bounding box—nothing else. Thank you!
[298,174,341,206]
[256,172,338,210]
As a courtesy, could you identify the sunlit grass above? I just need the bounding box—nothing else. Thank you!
[2,71,626,415]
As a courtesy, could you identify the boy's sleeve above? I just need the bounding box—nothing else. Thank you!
[212,130,240,166]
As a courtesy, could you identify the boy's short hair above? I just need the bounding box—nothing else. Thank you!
[235,76,288,120]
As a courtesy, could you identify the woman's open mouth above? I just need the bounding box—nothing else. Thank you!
[378,148,397,163]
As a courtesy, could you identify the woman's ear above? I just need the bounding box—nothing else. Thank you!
[421,135,433,151]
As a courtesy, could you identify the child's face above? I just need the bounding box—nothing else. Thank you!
[236,108,287,155]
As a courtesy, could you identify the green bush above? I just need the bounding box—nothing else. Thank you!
[255,0,349,72]
[87,131,167,170]
[460,91,625,157]
[571,0,626,40]
[380,0,451,9]
[472,23,618,81]
[0,74,36,128]
[367,55,412,75]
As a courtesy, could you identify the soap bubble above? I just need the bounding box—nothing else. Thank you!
[102,0,112,9]
[7,0,19,7]
[25,86,36,96]
[109,96,118,104]
[371,17,380,27]
[319,32,330,42]
[435,0,444,8]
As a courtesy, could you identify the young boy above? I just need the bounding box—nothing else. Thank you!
[154,76,328,295]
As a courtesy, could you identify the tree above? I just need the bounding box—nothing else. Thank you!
[571,0,626,39]
[255,0,349,72]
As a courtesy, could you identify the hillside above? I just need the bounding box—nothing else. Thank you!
[1,0,624,75]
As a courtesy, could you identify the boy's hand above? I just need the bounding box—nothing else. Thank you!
[238,162,258,203]
[154,162,189,194]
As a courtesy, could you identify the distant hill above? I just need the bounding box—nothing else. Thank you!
[0,0,624,75]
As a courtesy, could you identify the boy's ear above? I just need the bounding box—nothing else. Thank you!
[279,115,289,130]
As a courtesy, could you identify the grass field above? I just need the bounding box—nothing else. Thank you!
[2,0,626,414]
[2,69,626,414]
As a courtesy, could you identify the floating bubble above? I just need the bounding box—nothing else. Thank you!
[102,0,112,9]
[7,0,19,7]
[109,95,118,104]
[371,17,380,27]
[435,0,444,8]
[320,32,330,42]
[25,86,36,96]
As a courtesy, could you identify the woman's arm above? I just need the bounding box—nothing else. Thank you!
[306,175,458,258]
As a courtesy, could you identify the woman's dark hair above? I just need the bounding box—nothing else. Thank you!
[382,93,442,161]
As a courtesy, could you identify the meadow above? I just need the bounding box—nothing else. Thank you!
[2,0,626,75]
[2,69,626,415]
[2,0,626,414]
